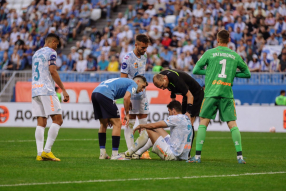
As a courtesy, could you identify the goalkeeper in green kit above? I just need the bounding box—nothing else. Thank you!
[187,30,251,164]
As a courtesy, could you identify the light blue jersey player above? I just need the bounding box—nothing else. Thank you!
[132,100,193,161]
[91,76,148,160]
[32,33,69,162]
[121,34,152,158]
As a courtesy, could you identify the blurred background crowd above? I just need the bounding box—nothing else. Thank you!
[1,0,286,73]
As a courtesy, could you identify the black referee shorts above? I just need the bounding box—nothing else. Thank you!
[182,88,204,117]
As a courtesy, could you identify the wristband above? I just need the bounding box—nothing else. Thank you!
[186,104,193,114]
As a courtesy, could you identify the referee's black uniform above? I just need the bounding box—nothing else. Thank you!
[160,69,204,116]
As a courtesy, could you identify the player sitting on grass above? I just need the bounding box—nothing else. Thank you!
[131,100,193,161]
[91,76,148,160]
[187,29,251,164]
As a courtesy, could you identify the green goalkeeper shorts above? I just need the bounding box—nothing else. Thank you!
[199,97,237,122]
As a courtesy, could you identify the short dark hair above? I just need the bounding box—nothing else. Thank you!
[281,90,285,94]
[135,34,150,44]
[133,75,148,86]
[167,100,182,113]
[217,30,230,44]
[45,33,60,43]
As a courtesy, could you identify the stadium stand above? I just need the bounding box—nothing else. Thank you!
[0,0,286,92]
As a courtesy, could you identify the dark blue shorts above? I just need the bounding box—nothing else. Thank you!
[91,92,120,120]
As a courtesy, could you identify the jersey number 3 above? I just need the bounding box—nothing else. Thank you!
[218,59,227,78]
[34,62,40,81]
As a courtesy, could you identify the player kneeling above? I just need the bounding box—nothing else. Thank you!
[132,100,193,161]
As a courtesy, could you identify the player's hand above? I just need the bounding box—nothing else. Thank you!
[124,114,130,127]
[62,90,69,102]
[133,125,141,134]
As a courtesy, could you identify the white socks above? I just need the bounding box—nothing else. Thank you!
[44,123,60,153]
[35,126,45,156]
[126,129,149,155]
[135,138,153,155]
[124,119,135,149]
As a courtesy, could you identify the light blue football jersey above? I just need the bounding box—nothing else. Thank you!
[93,78,138,100]
[121,51,147,99]
[164,114,193,160]
[32,47,57,98]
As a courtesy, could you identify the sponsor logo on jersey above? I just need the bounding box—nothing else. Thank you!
[0,106,9,123]
[122,62,127,69]
[124,56,129,59]
[134,62,138,68]
[212,80,231,86]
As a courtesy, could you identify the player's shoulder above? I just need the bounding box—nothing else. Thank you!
[123,51,134,60]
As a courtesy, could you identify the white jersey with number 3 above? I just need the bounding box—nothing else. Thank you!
[32,47,57,98]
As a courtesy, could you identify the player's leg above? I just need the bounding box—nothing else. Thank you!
[187,97,218,163]
[41,96,62,161]
[91,92,109,159]
[220,98,245,164]
[98,118,109,159]
[32,96,47,161]
[109,117,129,160]
[124,114,136,150]
[147,129,176,160]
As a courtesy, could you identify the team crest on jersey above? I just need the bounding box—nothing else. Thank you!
[132,87,136,94]
[122,62,127,69]
[134,62,138,68]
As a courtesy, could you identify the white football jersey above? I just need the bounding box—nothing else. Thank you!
[164,114,193,160]
[32,47,57,97]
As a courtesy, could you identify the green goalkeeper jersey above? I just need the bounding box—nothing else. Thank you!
[193,46,251,98]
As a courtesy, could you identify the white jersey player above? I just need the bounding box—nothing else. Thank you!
[133,100,193,161]
[32,33,69,162]
[120,34,152,159]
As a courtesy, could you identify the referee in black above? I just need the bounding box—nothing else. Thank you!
[153,69,204,156]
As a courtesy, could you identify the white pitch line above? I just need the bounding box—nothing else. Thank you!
[0,172,285,187]
[0,137,285,143]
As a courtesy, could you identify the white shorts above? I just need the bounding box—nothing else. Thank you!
[32,95,62,117]
[130,97,149,115]
[152,136,177,161]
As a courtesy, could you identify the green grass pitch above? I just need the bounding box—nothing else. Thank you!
[0,127,285,191]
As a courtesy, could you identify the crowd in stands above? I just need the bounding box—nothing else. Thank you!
[1,0,286,73]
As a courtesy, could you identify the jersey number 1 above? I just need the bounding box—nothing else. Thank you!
[218,59,227,78]
[34,62,40,81]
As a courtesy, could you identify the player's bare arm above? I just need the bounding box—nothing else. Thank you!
[123,91,132,126]
[133,121,168,134]
[49,65,69,102]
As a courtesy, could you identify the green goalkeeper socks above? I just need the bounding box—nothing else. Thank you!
[196,125,207,152]
[230,127,242,153]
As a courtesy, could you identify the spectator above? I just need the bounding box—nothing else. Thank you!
[90,27,102,42]
[274,17,286,36]
[161,33,171,47]
[152,59,163,72]
[70,46,79,61]
[107,55,119,71]
[66,54,76,71]
[68,14,81,39]
[154,0,166,13]
[79,5,91,27]
[125,5,136,21]
[76,55,87,72]
[114,12,127,27]
[260,52,270,72]
[160,46,172,62]
[0,36,9,51]
[0,51,13,70]
[267,33,279,45]
[10,27,19,45]
[81,0,92,11]
[278,51,286,72]
[183,39,194,54]
[270,52,279,72]
[98,54,109,71]
[237,40,247,59]
[67,6,79,18]
[11,48,20,70]
[148,27,162,41]
[145,4,156,18]
[248,54,261,72]
[189,25,202,41]
[176,53,189,71]
[85,55,97,71]
[109,41,121,57]
[255,33,265,54]
[62,0,73,14]
[80,36,92,49]
[193,4,204,18]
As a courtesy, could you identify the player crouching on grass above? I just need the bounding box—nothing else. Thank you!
[91,76,148,160]
[131,100,193,161]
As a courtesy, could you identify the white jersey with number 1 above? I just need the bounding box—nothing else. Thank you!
[32,47,57,98]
